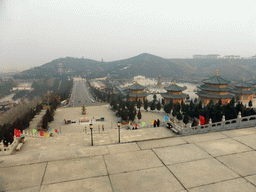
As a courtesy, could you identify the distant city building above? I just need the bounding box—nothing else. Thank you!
[251,55,256,59]
[125,82,148,102]
[161,81,187,104]
[196,70,233,105]
[193,54,220,59]
[134,75,146,81]
[223,55,241,59]
[231,79,254,101]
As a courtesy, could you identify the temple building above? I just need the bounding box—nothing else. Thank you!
[232,79,254,101]
[196,70,233,105]
[246,76,256,94]
[125,82,148,102]
[161,81,187,104]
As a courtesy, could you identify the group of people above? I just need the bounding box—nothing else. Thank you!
[153,119,160,127]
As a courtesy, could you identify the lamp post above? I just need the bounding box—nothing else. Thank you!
[90,123,93,146]
[117,122,121,143]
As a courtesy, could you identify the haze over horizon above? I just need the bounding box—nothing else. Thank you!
[1,0,255,70]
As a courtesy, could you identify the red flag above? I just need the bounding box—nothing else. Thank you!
[14,129,21,137]
[200,115,205,125]
[40,131,44,136]
[55,129,58,133]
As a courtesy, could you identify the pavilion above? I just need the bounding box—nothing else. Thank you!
[196,70,233,105]
[161,81,187,104]
[125,82,148,102]
[232,79,254,101]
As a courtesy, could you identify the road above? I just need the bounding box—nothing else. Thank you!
[69,78,101,107]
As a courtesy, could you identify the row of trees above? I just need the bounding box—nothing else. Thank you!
[163,98,256,125]
[0,103,43,143]
[110,94,142,122]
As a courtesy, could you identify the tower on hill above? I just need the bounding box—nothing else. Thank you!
[58,63,63,75]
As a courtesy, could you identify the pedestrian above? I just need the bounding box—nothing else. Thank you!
[135,124,137,129]
[157,119,160,127]
[154,120,157,127]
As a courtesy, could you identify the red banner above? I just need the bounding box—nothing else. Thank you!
[200,115,205,125]
[14,129,21,137]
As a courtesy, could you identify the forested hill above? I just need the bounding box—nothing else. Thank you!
[14,53,256,80]
[170,58,256,80]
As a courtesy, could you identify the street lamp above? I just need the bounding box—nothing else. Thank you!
[117,122,121,143]
[90,123,93,146]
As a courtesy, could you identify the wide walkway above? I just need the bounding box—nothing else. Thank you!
[1,126,256,191]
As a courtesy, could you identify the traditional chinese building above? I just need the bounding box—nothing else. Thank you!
[125,82,148,102]
[232,79,254,101]
[196,70,233,105]
[246,76,256,94]
[161,81,187,104]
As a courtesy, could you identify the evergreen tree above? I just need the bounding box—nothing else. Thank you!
[249,100,253,107]
[177,111,183,120]
[150,102,156,111]
[144,99,148,111]
[137,109,142,122]
[153,94,157,103]
[137,99,142,109]
[161,98,165,106]
[183,113,190,124]
[156,100,161,111]
[164,104,171,114]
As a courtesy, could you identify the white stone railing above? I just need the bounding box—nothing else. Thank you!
[172,112,256,135]
[0,137,20,156]
[21,130,46,139]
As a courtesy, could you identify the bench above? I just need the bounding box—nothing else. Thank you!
[172,128,179,134]
[16,143,23,151]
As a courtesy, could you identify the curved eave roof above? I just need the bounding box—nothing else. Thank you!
[196,91,234,99]
[164,84,186,92]
[161,93,188,99]
[125,83,146,90]
[127,92,148,97]
[235,81,251,88]
[231,89,254,95]
[202,75,230,85]
[246,78,256,86]
[198,84,230,92]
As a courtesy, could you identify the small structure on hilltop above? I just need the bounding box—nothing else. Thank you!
[232,79,254,101]
[125,81,148,102]
[246,76,256,95]
[196,70,233,105]
[161,81,187,104]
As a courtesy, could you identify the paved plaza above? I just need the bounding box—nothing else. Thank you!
[1,105,256,191]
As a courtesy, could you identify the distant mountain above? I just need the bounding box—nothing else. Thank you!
[14,53,256,81]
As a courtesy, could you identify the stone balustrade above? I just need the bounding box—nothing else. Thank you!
[171,112,256,135]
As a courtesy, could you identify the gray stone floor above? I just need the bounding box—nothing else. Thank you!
[1,105,256,191]
[1,126,256,191]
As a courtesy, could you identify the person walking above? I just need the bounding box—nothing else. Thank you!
[157,119,160,127]
[154,120,157,127]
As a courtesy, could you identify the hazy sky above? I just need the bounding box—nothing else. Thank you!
[0,0,256,70]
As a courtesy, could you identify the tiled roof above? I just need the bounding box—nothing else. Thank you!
[125,83,146,90]
[161,93,188,99]
[164,83,186,92]
[196,91,234,99]
[198,84,231,92]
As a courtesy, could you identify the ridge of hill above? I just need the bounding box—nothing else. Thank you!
[14,53,256,80]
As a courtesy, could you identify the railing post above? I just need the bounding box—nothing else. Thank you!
[208,118,212,132]
[237,111,241,128]
[222,115,225,130]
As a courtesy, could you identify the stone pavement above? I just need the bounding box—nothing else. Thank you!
[1,127,256,191]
